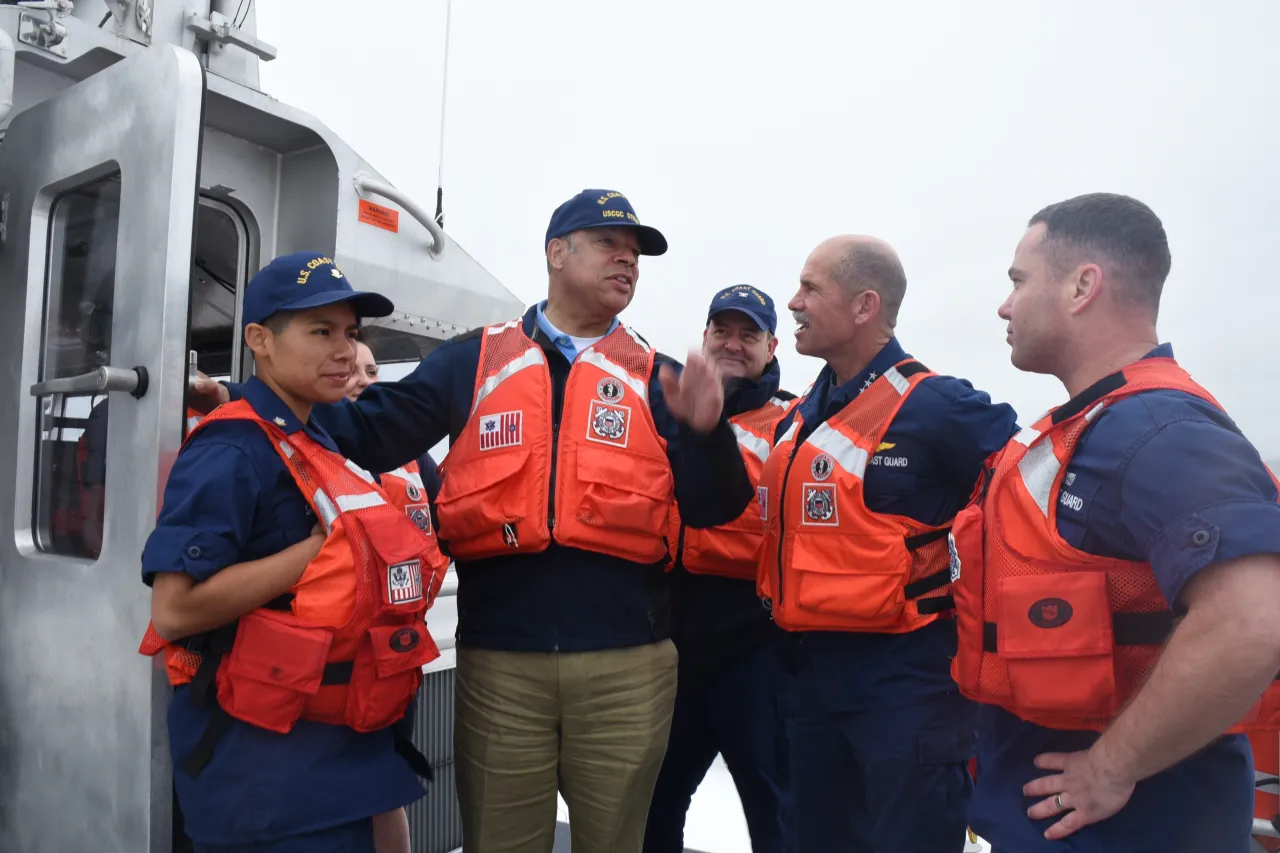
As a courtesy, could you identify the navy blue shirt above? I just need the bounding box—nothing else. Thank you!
[670,358,792,671]
[416,452,441,503]
[971,344,1280,853]
[229,306,755,654]
[141,378,425,846]
[773,338,1019,708]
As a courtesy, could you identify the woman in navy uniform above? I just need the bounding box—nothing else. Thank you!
[141,252,431,853]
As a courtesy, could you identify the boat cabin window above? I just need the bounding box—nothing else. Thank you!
[33,174,120,559]
[32,190,249,560]
[188,198,249,391]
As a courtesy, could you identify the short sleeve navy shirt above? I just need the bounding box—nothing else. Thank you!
[773,338,1019,707]
[140,377,425,846]
[970,344,1280,852]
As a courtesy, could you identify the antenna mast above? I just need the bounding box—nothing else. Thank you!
[434,0,453,229]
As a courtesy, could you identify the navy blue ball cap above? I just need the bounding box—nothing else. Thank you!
[545,189,668,256]
[241,251,394,329]
[707,284,777,335]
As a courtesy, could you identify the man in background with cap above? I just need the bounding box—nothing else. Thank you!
[200,190,755,853]
[644,285,798,853]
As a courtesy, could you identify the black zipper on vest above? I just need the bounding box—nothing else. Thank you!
[774,438,801,609]
[546,343,568,533]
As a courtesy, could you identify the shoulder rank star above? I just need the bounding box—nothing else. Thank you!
[860,371,878,392]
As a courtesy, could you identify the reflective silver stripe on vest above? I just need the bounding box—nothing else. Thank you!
[472,347,547,414]
[768,396,790,409]
[1014,425,1041,447]
[486,319,521,335]
[731,423,771,463]
[312,485,388,531]
[883,366,911,395]
[778,421,799,444]
[389,466,425,492]
[187,415,203,430]
[1017,401,1108,515]
[807,422,869,480]
[336,492,386,513]
[313,488,339,531]
[279,440,295,458]
[579,348,649,402]
[345,459,376,485]
[1017,440,1060,517]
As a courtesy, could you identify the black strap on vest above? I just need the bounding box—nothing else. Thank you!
[902,527,955,614]
[982,610,1176,653]
[894,360,930,380]
[1050,370,1126,425]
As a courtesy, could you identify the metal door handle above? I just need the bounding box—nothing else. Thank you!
[29,365,149,398]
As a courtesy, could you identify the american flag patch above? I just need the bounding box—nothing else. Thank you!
[478,410,523,451]
[388,559,424,604]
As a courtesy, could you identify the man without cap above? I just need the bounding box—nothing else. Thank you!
[952,192,1280,852]
[644,285,798,853]
[757,236,1018,852]
[201,190,754,852]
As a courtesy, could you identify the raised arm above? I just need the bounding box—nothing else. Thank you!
[651,352,754,529]
[221,339,468,473]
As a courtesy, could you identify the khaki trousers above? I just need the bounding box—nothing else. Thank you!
[454,640,679,853]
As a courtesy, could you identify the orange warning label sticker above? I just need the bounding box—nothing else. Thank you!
[359,199,400,233]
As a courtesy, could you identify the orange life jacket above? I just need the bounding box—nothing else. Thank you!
[949,356,1280,732]
[669,396,797,581]
[434,320,674,564]
[380,460,435,537]
[139,400,450,747]
[758,360,956,633]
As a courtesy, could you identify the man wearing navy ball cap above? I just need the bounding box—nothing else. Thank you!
[194,191,755,853]
[645,283,799,853]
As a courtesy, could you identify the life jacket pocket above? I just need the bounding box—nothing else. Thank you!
[572,450,672,537]
[785,529,909,628]
[217,611,332,734]
[947,504,986,698]
[996,571,1117,718]
[345,622,440,732]
[435,445,534,541]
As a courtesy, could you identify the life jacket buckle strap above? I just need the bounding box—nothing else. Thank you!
[903,566,952,599]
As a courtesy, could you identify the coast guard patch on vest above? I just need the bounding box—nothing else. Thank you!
[388,559,424,604]
[406,503,432,535]
[587,401,630,448]
[801,484,838,527]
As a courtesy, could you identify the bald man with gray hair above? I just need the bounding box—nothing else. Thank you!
[756,235,1019,851]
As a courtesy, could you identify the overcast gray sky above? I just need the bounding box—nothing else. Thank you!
[257,1,1280,460]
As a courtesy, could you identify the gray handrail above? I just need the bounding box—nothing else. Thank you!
[353,171,445,260]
